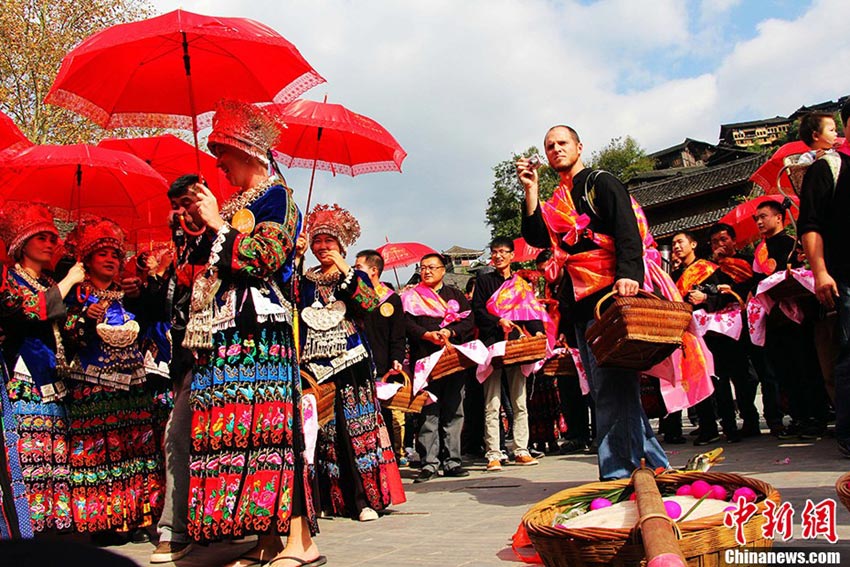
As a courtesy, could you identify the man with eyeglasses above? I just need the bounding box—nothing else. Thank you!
[753,201,828,441]
[472,237,545,471]
[401,254,476,482]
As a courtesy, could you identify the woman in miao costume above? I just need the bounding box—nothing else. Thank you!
[0,203,85,536]
[297,204,404,523]
[61,218,165,541]
[185,99,323,567]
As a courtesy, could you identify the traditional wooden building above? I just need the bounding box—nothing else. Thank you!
[629,153,767,245]
[442,245,484,271]
[719,117,792,147]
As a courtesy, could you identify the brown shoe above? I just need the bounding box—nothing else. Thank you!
[514,454,539,466]
[150,541,193,563]
[486,459,502,471]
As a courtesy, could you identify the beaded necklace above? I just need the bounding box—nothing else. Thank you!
[13,264,53,292]
[219,176,279,221]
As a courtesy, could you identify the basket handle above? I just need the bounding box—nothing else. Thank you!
[300,369,319,391]
[380,369,411,388]
[719,288,744,307]
[503,321,530,340]
[439,333,457,352]
[593,289,658,321]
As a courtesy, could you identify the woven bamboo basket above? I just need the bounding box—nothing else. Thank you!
[493,323,548,367]
[835,471,850,513]
[379,371,429,414]
[523,471,780,567]
[301,370,335,426]
[586,290,693,371]
[541,354,577,377]
[766,270,811,302]
[429,339,476,380]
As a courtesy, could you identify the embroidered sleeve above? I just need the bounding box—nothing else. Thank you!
[215,221,293,279]
[337,269,379,313]
[61,288,95,348]
[16,282,48,321]
[0,273,23,317]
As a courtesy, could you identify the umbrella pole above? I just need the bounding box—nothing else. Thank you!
[303,127,324,215]
[392,266,401,289]
[181,32,203,178]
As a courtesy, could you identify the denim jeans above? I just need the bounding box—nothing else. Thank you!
[575,319,669,480]
[834,281,850,443]
[157,368,192,543]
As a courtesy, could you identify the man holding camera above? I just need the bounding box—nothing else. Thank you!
[517,125,668,480]
[669,231,740,446]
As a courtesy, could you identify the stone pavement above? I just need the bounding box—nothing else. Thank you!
[99,428,850,567]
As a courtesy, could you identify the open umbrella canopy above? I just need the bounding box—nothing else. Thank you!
[750,139,845,194]
[269,99,407,176]
[377,241,438,270]
[0,144,168,231]
[0,111,32,158]
[512,237,544,263]
[45,9,325,131]
[98,134,236,199]
[718,194,799,247]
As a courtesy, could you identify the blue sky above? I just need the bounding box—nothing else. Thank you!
[148,0,849,280]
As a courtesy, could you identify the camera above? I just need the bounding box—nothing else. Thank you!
[692,283,719,295]
[528,154,547,170]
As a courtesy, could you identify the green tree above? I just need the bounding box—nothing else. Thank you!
[0,0,154,144]
[588,135,656,182]
[485,147,559,240]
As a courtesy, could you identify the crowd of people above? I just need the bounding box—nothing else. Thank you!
[0,98,847,567]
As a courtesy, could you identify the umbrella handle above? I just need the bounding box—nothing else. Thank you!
[76,284,91,305]
[180,214,206,237]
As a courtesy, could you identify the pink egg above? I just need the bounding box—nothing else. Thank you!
[663,500,682,520]
[676,485,693,496]
[724,506,736,512]
[629,493,637,501]
[690,480,711,499]
[732,487,757,503]
[590,498,613,511]
[709,485,727,501]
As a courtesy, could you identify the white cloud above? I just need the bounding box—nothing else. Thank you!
[147,0,848,279]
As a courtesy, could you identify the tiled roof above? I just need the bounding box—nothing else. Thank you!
[443,245,484,256]
[720,116,790,129]
[650,203,736,239]
[630,154,766,208]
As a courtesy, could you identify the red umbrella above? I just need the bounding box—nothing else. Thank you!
[512,237,544,263]
[0,144,168,233]
[0,111,32,159]
[718,195,800,247]
[750,139,845,194]
[97,134,236,200]
[377,241,438,270]
[267,98,407,214]
[46,9,325,167]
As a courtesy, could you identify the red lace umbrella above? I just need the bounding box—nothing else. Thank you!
[377,240,437,287]
[267,98,407,214]
[98,134,236,199]
[0,111,32,159]
[46,9,325,168]
[512,237,544,263]
[750,139,845,194]
[0,144,168,238]
[718,194,799,247]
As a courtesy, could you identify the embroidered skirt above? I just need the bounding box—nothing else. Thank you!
[4,366,72,534]
[187,325,318,543]
[66,381,165,533]
[316,359,405,518]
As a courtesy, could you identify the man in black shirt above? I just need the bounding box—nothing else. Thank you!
[403,254,475,482]
[754,201,827,440]
[800,100,850,457]
[517,125,668,480]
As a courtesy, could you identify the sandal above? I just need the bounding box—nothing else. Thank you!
[266,555,328,567]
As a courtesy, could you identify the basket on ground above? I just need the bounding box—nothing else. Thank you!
[835,471,850,513]
[523,471,779,567]
[585,290,692,370]
[429,339,476,380]
[301,369,335,426]
[379,371,429,414]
